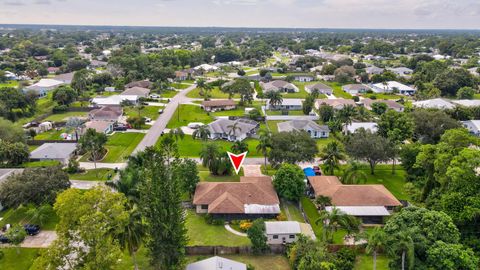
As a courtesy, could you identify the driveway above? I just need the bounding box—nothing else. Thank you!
[70,180,103,190]
[242,165,264,177]
[20,231,57,248]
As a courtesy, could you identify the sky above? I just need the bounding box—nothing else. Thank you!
[0,0,480,29]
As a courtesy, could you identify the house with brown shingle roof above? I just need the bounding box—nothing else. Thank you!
[89,106,123,122]
[315,99,356,110]
[360,98,404,112]
[125,80,152,89]
[193,176,280,220]
[201,99,236,112]
[307,175,401,224]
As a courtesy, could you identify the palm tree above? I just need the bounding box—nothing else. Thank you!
[196,78,213,100]
[315,195,331,210]
[227,122,242,138]
[231,141,248,154]
[319,141,346,175]
[256,130,272,170]
[265,91,283,109]
[310,88,320,99]
[315,207,359,243]
[338,104,357,130]
[119,205,145,270]
[169,127,185,142]
[341,161,367,184]
[192,125,211,141]
[365,227,387,270]
[199,143,221,173]
[389,230,415,270]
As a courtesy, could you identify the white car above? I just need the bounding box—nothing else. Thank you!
[187,122,205,129]
[150,94,160,99]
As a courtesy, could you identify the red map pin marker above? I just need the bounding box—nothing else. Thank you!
[227,151,248,175]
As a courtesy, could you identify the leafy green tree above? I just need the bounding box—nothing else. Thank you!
[371,102,388,115]
[175,158,200,197]
[315,195,331,210]
[192,125,211,141]
[433,68,476,96]
[365,227,387,270]
[412,109,461,144]
[0,118,26,143]
[269,130,318,165]
[426,241,479,270]
[319,141,346,175]
[377,110,413,143]
[273,164,305,201]
[77,128,108,170]
[5,224,27,254]
[318,105,335,123]
[221,78,253,104]
[456,86,476,99]
[345,129,392,174]
[337,104,357,128]
[0,140,29,166]
[341,161,367,184]
[230,140,248,154]
[302,95,315,115]
[388,229,416,270]
[52,85,77,106]
[247,219,268,255]
[26,204,54,226]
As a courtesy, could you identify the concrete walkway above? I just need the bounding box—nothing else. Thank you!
[70,180,103,190]
[21,231,57,248]
[242,165,264,177]
[224,224,247,237]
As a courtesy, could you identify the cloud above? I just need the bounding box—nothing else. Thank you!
[3,1,25,6]
[35,0,51,4]
[212,0,258,5]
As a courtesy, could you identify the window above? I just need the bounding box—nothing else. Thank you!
[289,235,295,239]
[201,205,208,210]
[272,235,278,239]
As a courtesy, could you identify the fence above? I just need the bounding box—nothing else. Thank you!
[32,106,97,123]
[27,140,78,145]
[186,245,286,256]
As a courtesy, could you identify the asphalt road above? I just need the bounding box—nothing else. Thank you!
[133,84,197,154]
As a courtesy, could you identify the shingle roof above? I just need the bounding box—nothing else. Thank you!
[277,119,329,133]
[201,99,236,107]
[186,256,246,270]
[125,80,152,89]
[207,119,258,137]
[307,176,401,207]
[30,143,77,160]
[89,106,122,119]
[316,99,356,109]
[120,86,150,96]
[361,98,404,110]
[305,83,332,91]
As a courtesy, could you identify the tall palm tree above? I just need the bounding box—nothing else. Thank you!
[341,161,367,184]
[192,125,211,141]
[266,91,283,109]
[231,140,248,154]
[119,205,145,270]
[338,104,357,130]
[199,143,221,173]
[319,141,346,175]
[365,227,387,270]
[315,207,359,243]
[227,122,242,138]
[315,195,331,210]
[256,130,272,170]
[389,230,415,270]
[169,127,185,142]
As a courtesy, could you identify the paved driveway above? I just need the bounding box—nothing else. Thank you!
[20,231,57,248]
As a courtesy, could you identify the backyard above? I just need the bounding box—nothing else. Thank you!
[69,168,116,181]
[186,255,290,270]
[354,254,390,270]
[186,87,240,99]
[80,132,145,163]
[0,204,59,230]
[43,111,88,122]
[0,248,40,270]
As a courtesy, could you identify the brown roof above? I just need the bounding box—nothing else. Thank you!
[201,99,236,108]
[193,176,280,214]
[308,176,401,207]
[89,106,122,119]
[85,121,112,133]
[125,80,152,89]
[316,99,356,109]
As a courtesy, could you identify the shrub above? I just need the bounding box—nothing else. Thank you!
[52,105,68,113]
[239,220,253,231]
[277,213,287,221]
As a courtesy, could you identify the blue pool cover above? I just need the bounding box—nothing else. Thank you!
[303,167,316,177]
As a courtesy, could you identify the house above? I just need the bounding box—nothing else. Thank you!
[85,121,114,134]
[201,99,236,112]
[294,74,315,82]
[47,67,60,74]
[186,256,246,270]
[306,176,401,224]
[361,98,404,112]
[315,99,356,110]
[461,120,480,136]
[125,80,152,89]
[277,119,330,138]
[451,99,480,108]
[91,95,139,106]
[342,84,371,95]
[174,70,193,81]
[88,106,123,122]
[266,99,302,111]
[365,66,384,75]
[29,143,77,165]
[53,72,75,84]
[387,67,413,78]
[193,176,280,220]
[120,86,150,98]
[412,98,455,110]
[371,81,416,95]
[206,118,258,141]
[260,80,299,93]
[193,64,218,72]
[345,122,378,133]
[265,221,301,244]
[305,83,333,95]
[26,79,64,96]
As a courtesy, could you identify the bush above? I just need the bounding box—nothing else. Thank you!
[352,96,360,102]
[239,220,253,231]
[276,213,287,221]
[52,105,68,113]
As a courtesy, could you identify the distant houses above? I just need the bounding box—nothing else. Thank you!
[125,80,153,89]
[305,83,333,95]
[371,81,416,95]
[462,120,480,136]
[206,118,259,142]
[277,119,330,138]
[315,99,356,110]
[266,99,302,111]
[412,98,456,110]
[201,99,236,112]
[360,98,404,112]
[260,80,299,93]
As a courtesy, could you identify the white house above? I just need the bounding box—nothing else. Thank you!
[277,119,330,138]
[345,122,378,134]
[412,98,455,110]
[266,99,303,111]
[194,64,218,72]
[26,79,64,96]
[371,81,416,95]
[30,143,77,165]
[451,99,480,108]
[294,75,315,82]
[186,256,246,270]
[91,95,139,106]
[207,118,258,142]
[265,221,302,245]
[342,84,371,95]
[462,120,480,136]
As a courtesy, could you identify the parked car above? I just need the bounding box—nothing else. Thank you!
[144,117,152,123]
[158,109,164,114]
[24,224,40,236]
[313,166,322,175]
[0,234,10,243]
[150,94,160,99]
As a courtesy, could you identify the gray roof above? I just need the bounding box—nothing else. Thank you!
[326,206,390,216]
[186,256,246,270]
[207,119,258,136]
[305,83,332,91]
[342,84,371,91]
[265,221,302,234]
[365,66,384,74]
[277,119,329,133]
[120,86,150,96]
[30,143,77,160]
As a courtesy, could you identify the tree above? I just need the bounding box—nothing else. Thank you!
[341,161,367,184]
[231,140,248,154]
[426,241,479,270]
[345,129,392,174]
[71,69,91,94]
[365,227,387,270]
[199,142,222,174]
[227,121,242,138]
[273,164,305,201]
[315,207,360,243]
[33,187,129,270]
[334,66,356,83]
[456,86,476,99]
[127,115,146,129]
[247,219,268,255]
[119,205,145,270]
[0,118,26,143]
[411,109,460,144]
[389,229,415,270]
[77,128,108,170]
[302,95,315,115]
[221,78,254,104]
[433,68,476,96]
[0,140,29,166]
[52,85,77,106]
[137,147,187,269]
[5,224,27,254]
[192,125,211,141]
[65,117,84,141]
[371,102,388,115]
[377,110,413,143]
[319,141,346,175]
[256,130,272,169]
[265,90,283,109]
[269,130,318,165]
[175,158,200,197]
[315,195,331,210]
[0,167,70,208]
[337,104,357,129]
[26,204,54,227]
[318,105,335,123]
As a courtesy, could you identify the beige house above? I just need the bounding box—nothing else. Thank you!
[201,99,236,112]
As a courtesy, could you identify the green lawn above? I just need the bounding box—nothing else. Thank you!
[316,137,334,152]
[124,106,161,121]
[15,92,56,126]
[160,90,180,98]
[0,80,19,88]
[199,170,241,182]
[43,111,88,122]
[186,210,251,246]
[23,160,62,168]
[167,104,215,129]
[354,254,390,270]
[34,129,66,140]
[161,135,262,157]
[282,201,305,222]
[69,168,116,181]
[186,87,240,99]
[0,248,40,270]
[324,81,353,99]
[172,82,192,89]
[186,255,290,270]
[266,120,283,133]
[212,102,264,118]
[325,164,410,201]
[101,132,145,163]
[0,205,58,230]
[300,197,345,244]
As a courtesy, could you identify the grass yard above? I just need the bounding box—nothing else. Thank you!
[282,200,305,223]
[15,92,56,126]
[0,248,40,270]
[186,255,291,270]
[167,104,215,129]
[211,102,264,118]
[0,205,58,230]
[266,120,283,133]
[101,132,145,163]
[186,87,240,99]
[34,129,66,140]
[160,90,180,98]
[266,110,305,116]
[69,168,116,181]
[160,135,262,157]
[199,170,241,182]
[324,81,353,99]
[325,164,410,201]
[185,210,251,246]
[0,80,19,88]
[316,137,334,152]
[43,111,88,122]
[172,82,192,89]
[300,197,345,244]
[23,160,61,168]
[354,254,390,270]
[124,105,161,121]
